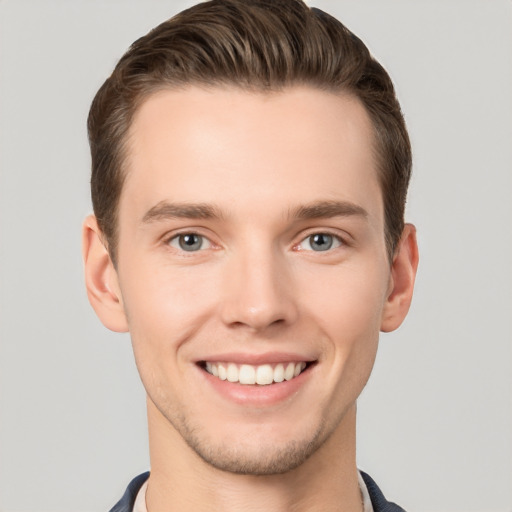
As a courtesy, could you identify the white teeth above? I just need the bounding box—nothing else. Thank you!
[205,361,308,385]
[256,364,274,385]
[218,363,227,380]
[284,362,295,381]
[227,363,238,382]
[239,364,256,385]
[273,363,284,383]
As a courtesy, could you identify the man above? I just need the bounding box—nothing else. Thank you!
[82,0,418,510]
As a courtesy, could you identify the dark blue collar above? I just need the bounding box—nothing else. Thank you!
[360,471,406,512]
[109,471,406,512]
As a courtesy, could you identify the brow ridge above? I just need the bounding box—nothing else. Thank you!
[141,199,367,225]
[142,201,223,223]
[290,200,368,220]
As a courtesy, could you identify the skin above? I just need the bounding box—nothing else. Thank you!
[83,86,418,512]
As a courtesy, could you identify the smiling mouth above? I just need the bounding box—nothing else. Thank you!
[201,361,312,385]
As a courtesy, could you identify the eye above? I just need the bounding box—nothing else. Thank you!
[299,233,342,252]
[168,233,212,252]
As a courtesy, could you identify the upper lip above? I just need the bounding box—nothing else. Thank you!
[196,352,317,365]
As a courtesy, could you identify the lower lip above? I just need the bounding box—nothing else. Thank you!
[199,365,313,407]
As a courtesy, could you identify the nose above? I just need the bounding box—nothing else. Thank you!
[219,247,298,332]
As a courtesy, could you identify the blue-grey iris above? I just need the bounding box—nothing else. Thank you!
[179,234,203,251]
[309,233,333,251]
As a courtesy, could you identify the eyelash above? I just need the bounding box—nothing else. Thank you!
[166,232,213,252]
[295,232,344,252]
[164,230,346,254]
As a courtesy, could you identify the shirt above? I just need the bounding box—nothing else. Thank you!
[131,471,376,512]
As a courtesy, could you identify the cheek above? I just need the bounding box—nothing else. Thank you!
[119,265,218,408]
[298,261,389,340]
[310,264,387,395]
[119,261,220,356]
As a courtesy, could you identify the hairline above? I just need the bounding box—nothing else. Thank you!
[107,81,390,266]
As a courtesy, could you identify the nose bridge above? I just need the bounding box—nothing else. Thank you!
[220,239,297,330]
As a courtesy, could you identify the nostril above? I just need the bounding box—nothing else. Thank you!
[227,316,288,332]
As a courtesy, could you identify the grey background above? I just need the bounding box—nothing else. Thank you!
[0,1,511,511]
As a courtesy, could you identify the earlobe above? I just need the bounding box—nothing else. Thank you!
[82,215,128,333]
[380,224,419,333]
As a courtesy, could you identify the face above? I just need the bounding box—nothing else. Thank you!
[106,86,400,474]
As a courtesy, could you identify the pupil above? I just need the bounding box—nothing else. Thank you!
[311,233,332,251]
[179,234,201,251]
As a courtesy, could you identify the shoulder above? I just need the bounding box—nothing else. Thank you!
[109,472,150,512]
[360,471,407,512]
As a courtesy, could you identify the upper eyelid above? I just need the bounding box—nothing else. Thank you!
[162,227,214,242]
[296,232,344,249]
[164,232,217,256]
[296,228,349,245]
[159,227,350,249]
[169,232,211,248]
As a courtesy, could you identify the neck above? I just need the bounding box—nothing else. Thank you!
[145,399,362,512]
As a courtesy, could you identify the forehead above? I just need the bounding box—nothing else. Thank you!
[121,86,382,224]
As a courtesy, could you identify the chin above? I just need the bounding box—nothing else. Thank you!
[166,407,336,476]
[184,430,326,475]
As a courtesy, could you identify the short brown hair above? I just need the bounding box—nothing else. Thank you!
[88,0,411,264]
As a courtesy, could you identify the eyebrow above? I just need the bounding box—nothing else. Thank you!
[289,200,368,221]
[141,199,368,225]
[141,201,223,223]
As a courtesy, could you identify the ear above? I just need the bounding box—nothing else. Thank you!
[82,215,128,332]
[380,223,419,333]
